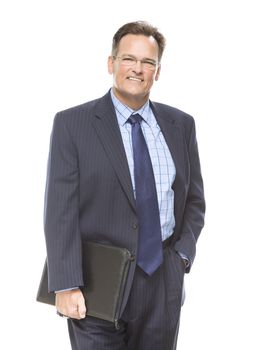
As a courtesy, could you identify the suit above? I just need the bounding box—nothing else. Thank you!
[44,90,205,349]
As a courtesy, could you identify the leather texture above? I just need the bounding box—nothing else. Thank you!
[37,241,132,322]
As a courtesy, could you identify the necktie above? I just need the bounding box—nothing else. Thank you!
[128,114,163,275]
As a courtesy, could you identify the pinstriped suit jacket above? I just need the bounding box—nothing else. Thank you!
[44,90,205,316]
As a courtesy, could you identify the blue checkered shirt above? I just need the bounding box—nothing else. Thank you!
[111,90,176,241]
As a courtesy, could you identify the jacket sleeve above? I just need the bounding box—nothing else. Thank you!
[44,113,84,292]
[174,118,205,272]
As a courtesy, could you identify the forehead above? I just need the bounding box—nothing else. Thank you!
[117,34,159,58]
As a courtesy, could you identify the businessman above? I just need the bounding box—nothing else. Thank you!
[44,21,205,350]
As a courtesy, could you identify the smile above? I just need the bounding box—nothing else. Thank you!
[128,77,143,82]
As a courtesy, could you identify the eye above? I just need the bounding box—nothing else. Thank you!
[143,60,156,67]
[122,57,135,62]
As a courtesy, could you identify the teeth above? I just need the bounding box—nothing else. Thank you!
[128,77,142,82]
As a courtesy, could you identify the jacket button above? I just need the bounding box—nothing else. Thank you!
[132,223,138,229]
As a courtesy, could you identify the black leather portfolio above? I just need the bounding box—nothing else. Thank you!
[37,241,132,324]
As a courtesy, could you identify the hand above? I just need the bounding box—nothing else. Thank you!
[182,258,189,269]
[55,289,86,320]
[176,251,190,270]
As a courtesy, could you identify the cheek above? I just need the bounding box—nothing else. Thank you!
[146,73,157,86]
[113,67,126,80]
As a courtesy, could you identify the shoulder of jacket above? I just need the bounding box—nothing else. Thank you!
[55,98,100,120]
[152,101,194,124]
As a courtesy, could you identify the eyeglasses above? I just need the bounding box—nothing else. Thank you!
[113,55,158,71]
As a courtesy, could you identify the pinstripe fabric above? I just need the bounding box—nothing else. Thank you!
[44,90,205,349]
[111,90,176,241]
[44,113,84,291]
[44,97,139,292]
[68,246,183,350]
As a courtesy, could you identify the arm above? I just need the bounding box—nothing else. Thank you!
[44,113,85,317]
[45,115,86,319]
[174,118,205,272]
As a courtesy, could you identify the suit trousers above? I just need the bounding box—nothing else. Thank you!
[67,246,185,350]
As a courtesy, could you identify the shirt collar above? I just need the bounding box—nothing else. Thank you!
[110,89,152,126]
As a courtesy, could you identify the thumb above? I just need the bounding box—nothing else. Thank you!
[77,294,86,319]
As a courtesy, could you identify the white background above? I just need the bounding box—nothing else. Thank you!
[1,0,254,349]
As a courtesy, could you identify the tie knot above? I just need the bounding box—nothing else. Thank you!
[128,113,143,125]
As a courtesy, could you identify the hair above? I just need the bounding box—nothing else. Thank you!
[112,21,166,62]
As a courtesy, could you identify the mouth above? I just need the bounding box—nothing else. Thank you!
[127,76,144,82]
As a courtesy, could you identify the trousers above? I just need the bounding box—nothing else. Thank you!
[67,246,185,350]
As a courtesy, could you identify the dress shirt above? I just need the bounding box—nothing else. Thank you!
[110,89,176,241]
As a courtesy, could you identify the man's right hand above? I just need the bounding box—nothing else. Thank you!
[55,289,86,320]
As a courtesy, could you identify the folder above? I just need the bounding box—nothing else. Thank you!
[37,241,132,324]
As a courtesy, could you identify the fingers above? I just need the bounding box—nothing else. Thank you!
[77,294,86,319]
[55,289,86,320]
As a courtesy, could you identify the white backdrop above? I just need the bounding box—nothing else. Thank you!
[1,0,254,349]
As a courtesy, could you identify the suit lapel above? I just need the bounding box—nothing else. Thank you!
[92,92,136,212]
[91,94,187,214]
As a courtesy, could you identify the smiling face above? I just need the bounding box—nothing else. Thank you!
[108,34,161,110]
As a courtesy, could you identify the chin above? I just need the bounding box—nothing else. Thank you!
[114,86,149,102]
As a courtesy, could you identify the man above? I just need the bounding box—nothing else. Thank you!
[44,21,205,350]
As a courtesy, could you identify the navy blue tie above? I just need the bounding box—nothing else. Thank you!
[128,113,163,275]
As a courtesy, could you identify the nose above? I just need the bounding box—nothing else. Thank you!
[132,60,143,74]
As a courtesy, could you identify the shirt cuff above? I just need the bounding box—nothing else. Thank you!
[55,287,79,293]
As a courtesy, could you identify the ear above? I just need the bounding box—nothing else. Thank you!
[154,64,161,81]
[108,56,114,75]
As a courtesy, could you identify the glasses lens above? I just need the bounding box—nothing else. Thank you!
[121,57,136,66]
[117,56,157,70]
[143,61,156,70]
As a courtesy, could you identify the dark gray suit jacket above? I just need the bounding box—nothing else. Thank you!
[44,90,205,315]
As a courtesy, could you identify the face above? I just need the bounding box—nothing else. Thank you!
[108,34,161,110]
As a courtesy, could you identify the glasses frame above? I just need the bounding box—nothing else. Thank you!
[113,55,159,71]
